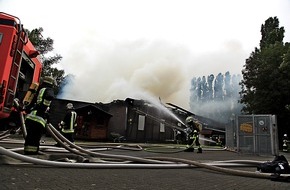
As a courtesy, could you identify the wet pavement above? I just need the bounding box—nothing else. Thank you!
[0,137,290,190]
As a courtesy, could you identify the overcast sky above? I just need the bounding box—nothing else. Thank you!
[1,0,290,109]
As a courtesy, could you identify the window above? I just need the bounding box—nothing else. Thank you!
[160,123,165,133]
[138,115,145,131]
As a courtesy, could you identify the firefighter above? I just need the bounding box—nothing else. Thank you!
[184,116,202,153]
[24,76,55,155]
[283,134,289,152]
[185,129,202,153]
[56,103,77,146]
[216,136,223,147]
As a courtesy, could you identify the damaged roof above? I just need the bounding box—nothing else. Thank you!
[75,104,112,116]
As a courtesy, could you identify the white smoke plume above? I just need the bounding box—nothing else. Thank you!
[57,38,247,109]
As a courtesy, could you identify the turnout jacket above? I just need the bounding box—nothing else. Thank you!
[25,85,54,127]
[60,109,77,133]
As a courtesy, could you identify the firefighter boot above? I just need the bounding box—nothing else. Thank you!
[184,145,194,152]
[283,142,288,152]
[197,147,202,153]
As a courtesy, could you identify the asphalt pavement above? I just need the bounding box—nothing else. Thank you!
[0,136,290,190]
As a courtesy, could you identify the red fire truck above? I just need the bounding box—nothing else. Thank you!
[0,12,42,128]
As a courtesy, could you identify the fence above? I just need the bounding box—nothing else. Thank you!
[235,114,279,155]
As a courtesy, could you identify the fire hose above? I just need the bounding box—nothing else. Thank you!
[1,124,289,180]
[0,130,10,137]
[46,123,171,164]
[0,130,10,140]
[1,143,287,180]
[12,98,27,139]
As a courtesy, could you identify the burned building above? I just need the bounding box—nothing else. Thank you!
[104,98,183,143]
[74,104,112,140]
[49,99,111,141]
[50,98,226,144]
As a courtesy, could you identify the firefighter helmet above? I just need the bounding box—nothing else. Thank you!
[185,116,194,124]
[66,103,74,110]
[43,76,56,86]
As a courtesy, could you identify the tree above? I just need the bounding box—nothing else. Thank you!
[279,44,290,113]
[240,17,290,138]
[189,72,242,123]
[26,27,65,95]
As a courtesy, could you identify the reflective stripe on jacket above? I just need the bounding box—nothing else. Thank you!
[62,111,77,133]
[24,145,38,152]
[37,88,52,106]
[26,110,47,128]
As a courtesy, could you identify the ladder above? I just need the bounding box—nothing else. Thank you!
[4,25,26,109]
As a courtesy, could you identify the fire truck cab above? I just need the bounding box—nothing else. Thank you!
[0,12,42,128]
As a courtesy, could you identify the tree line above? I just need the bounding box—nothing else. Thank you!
[189,16,290,143]
[189,72,243,123]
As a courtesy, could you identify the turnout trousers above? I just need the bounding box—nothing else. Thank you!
[24,118,45,155]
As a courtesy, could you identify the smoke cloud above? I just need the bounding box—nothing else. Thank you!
[57,38,248,109]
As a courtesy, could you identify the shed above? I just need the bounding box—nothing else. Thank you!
[75,104,112,141]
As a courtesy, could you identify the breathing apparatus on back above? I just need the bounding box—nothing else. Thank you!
[22,82,39,110]
[185,116,202,132]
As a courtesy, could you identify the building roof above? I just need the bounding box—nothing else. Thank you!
[75,104,112,117]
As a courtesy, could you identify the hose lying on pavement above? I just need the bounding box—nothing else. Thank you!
[0,130,10,137]
[147,156,289,179]
[3,145,290,183]
[47,123,171,164]
[2,146,261,167]
[45,125,87,157]
[1,124,289,180]
[0,146,190,168]
[47,124,290,179]
[0,145,261,168]
[0,134,10,141]
[0,130,11,141]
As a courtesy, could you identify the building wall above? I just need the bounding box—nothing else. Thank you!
[74,105,111,141]
[124,99,175,143]
[50,99,110,141]
[49,99,91,128]
[50,98,225,144]
[105,100,127,140]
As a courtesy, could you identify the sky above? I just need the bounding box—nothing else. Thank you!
[1,0,290,110]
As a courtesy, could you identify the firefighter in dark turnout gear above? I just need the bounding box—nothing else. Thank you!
[283,134,289,152]
[56,103,77,145]
[24,76,55,155]
[184,116,202,153]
